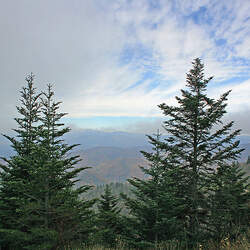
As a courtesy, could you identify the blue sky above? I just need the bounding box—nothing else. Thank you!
[0,0,250,135]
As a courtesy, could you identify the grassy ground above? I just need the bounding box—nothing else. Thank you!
[79,236,250,250]
[65,230,250,250]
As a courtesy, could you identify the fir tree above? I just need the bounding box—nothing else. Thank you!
[209,163,250,241]
[19,84,95,249]
[123,58,245,247]
[122,131,186,248]
[0,73,41,248]
[0,78,95,249]
[156,58,243,245]
[96,185,122,247]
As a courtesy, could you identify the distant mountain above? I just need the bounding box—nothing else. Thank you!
[76,146,150,185]
[0,129,150,157]
[0,141,12,158]
[1,130,250,185]
[60,130,250,167]
[1,129,250,156]
[76,143,250,185]
[64,129,150,149]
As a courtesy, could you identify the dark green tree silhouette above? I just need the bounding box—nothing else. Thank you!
[123,58,245,248]
[209,163,250,241]
[0,74,41,248]
[122,131,186,248]
[0,76,95,249]
[156,58,243,246]
[96,185,122,248]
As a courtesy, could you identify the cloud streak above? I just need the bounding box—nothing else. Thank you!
[0,0,249,135]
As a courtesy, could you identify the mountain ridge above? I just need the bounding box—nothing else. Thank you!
[1,130,250,185]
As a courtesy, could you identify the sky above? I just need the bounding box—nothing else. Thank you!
[1,0,250,136]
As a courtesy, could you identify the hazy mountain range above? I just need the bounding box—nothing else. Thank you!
[76,146,149,185]
[1,130,250,184]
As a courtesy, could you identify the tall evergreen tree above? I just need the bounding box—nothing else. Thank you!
[0,78,95,249]
[0,73,41,248]
[123,58,246,247]
[19,84,95,249]
[156,58,243,245]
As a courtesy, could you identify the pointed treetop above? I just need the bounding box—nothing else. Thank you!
[186,58,213,93]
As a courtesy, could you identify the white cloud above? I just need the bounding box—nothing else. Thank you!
[207,79,250,113]
[0,0,250,134]
[235,36,250,58]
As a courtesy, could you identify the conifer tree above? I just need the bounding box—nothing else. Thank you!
[123,58,245,247]
[209,163,250,241]
[0,77,95,249]
[156,58,244,245]
[0,73,41,248]
[18,84,95,249]
[96,185,122,247]
[122,131,186,248]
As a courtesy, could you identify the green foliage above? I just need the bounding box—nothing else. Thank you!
[0,75,95,249]
[73,230,250,249]
[122,58,248,248]
[122,131,187,248]
[209,163,250,240]
[0,74,41,248]
[95,185,123,247]
[83,182,132,201]
[156,58,245,246]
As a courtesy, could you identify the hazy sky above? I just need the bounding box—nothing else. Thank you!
[1,0,250,135]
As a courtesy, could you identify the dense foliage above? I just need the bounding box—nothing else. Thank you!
[122,58,249,248]
[95,185,123,247]
[121,131,186,248]
[0,75,95,249]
